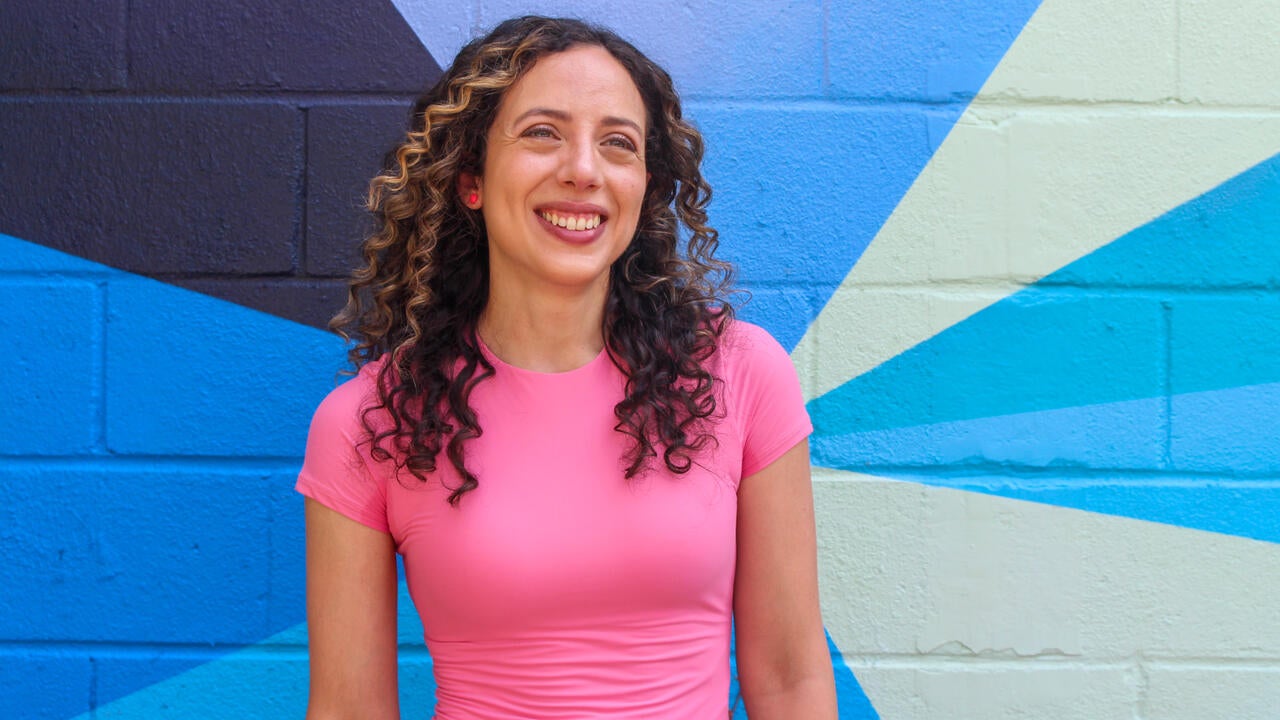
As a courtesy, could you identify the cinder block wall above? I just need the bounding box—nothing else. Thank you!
[2,1,1278,719]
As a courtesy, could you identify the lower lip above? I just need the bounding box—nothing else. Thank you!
[535,212,606,245]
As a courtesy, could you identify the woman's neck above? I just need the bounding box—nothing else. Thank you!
[478,279,608,373]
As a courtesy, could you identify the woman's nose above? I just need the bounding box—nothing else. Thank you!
[557,141,603,190]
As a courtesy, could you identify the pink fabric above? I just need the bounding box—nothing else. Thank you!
[297,320,811,719]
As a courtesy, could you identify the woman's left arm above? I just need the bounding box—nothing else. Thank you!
[734,439,838,719]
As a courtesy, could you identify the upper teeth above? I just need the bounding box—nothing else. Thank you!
[541,211,602,231]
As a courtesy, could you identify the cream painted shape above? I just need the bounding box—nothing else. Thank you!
[793,0,1280,400]
[814,470,1280,719]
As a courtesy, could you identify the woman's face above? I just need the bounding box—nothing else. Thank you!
[473,44,649,300]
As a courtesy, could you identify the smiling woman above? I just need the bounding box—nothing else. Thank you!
[296,15,836,720]
[470,45,649,343]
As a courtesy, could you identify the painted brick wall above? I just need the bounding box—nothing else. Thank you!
[2,1,1278,718]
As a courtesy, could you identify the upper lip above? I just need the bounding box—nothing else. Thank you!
[535,201,608,219]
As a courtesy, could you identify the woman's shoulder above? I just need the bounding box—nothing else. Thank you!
[716,318,791,369]
[309,356,389,434]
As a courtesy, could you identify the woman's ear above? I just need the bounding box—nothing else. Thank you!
[458,172,482,209]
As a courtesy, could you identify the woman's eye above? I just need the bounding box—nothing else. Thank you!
[605,135,638,152]
[522,125,557,139]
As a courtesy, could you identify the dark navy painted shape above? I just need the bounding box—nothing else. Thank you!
[1,0,438,331]
[0,0,128,91]
[128,0,438,92]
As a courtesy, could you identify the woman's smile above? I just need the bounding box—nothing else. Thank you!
[535,202,609,243]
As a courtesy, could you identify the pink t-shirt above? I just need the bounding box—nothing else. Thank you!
[296,320,811,719]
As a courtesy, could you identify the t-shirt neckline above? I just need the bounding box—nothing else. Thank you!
[476,333,612,379]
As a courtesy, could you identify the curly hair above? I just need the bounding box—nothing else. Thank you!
[331,15,736,505]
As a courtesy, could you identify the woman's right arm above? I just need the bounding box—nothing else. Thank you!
[304,498,400,720]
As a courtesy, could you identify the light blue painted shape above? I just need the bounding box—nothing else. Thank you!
[811,152,1280,437]
[72,580,435,720]
[814,395,1167,472]
[848,383,1280,544]
[884,470,1280,547]
[1171,381,1280,474]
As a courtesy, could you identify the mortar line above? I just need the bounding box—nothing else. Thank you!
[299,106,310,277]
[1136,655,1151,720]
[96,280,109,453]
[1173,0,1183,101]
[121,0,132,90]
[88,654,98,716]
[823,0,832,93]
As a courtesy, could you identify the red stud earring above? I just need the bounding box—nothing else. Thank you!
[467,191,479,205]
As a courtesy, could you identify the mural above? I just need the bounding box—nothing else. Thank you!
[2,0,1277,717]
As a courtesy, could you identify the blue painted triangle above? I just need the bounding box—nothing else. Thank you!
[0,234,347,716]
[810,152,1280,440]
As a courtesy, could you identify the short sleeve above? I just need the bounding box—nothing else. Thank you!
[724,321,813,478]
[295,365,391,533]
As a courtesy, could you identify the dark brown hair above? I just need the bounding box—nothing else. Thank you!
[331,15,735,504]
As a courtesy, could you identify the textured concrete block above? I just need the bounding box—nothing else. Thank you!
[856,112,1012,283]
[267,469,307,630]
[1146,664,1280,720]
[814,473,1280,659]
[734,286,824,356]
[1171,383,1280,474]
[173,277,350,332]
[816,395,1166,471]
[1042,152,1280,290]
[0,281,100,455]
[1005,112,1237,280]
[0,100,300,275]
[828,0,1040,101]
[306,103,415,277]
[808,289,1166,442]
[89,647,437,718]
[693,102,931,289]
[94,652,310,718]
[0,465,272,644]
[128,0,438,92]
[105,276,348,456]
[854,661,1139,720]
[0,650,92,720]
[982,0,1177,102]
[1170,294,1280,396]
[0,0,127,90]
[0,232,111,274]
[1179,0,1280,106]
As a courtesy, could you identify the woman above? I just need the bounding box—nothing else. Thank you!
[298,15,836,719]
